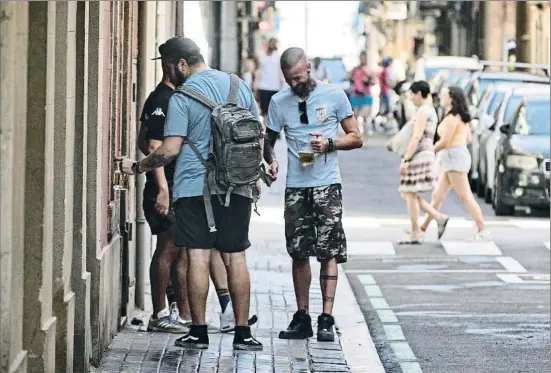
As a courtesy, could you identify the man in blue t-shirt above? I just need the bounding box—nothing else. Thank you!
[117,36,262,351]
[263,47,363,343]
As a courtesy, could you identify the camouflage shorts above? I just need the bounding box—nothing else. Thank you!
[284,184,347,264]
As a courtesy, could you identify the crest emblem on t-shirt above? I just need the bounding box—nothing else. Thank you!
[315,104,328,124]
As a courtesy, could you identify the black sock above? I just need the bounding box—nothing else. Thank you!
[234,325,251,336]
[166,284,178,305]
[217,289,231,313]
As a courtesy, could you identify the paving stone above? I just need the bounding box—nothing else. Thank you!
[96,244,352,372]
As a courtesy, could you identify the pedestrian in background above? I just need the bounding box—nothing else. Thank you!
[255,37,284,127]
[377,57,394,126]
[350,51,375,135]
[311,57,329,82]
[398,81,449,244]
[263,47,363,343]
[420,86,491,241]
[241,56,256,91]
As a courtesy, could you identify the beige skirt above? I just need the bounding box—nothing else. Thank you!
[398,151,436,193]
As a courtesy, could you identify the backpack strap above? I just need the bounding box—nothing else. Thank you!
[227,73,240,105]
[186,140,217,232]
[176,86,218,111]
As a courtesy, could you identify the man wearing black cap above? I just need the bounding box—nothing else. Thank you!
[118,36,263,351]
[139,43,190,334]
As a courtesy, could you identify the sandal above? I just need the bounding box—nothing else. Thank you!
[397,234,423,245]
[437,217,449,240]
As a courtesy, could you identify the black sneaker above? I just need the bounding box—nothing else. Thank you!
[317,313,335,342]
[278,310,314,340]
[233,326,263,351]
[174,325,209,349]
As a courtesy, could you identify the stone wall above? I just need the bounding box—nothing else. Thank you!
[0,2,175,372]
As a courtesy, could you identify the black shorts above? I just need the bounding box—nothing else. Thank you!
[173,194,252,253]
[143,182,175,235]
[258,89,278,115]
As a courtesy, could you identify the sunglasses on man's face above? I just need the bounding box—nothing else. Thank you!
[298,101,308,124]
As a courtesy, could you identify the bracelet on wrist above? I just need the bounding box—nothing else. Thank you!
[325,138,336,153]
[132,161,140,174]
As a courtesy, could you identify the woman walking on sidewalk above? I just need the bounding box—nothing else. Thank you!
[420,86,490,241]
[398,81,449,244]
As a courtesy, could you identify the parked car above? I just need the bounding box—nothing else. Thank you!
[476,84,549,203]
[413,55,482,82]
[493,95,550,215]
[469,82,526,188]
[464,71,549,108]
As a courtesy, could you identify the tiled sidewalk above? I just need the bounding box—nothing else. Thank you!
[96,241,359,373]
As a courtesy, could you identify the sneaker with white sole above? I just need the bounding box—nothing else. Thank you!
[169,302,191,328]
[472,230,492,241]
[147,308,188,333]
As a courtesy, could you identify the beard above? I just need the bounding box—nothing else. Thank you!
[171,69,187,87]
[291,75,315,97]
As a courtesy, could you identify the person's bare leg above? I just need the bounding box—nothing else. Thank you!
[186,248,212,325]
[421,173,451,231]
[448,171,486,231]
[405,192,422,240]
[150,231,179,314]
[209,250,231,313]
[292,259,312,312]
[320,258,338,315]
[173,248,191,321]
[221,252,250,326]
[417,197,448,222]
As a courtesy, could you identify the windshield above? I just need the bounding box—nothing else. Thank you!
[320,59,346,83]
[424,67,440,81]
[504,95,522,122]
[515,101,551,135]
[488,92,505,115]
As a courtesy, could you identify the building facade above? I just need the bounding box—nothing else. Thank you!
[0,1,241,373]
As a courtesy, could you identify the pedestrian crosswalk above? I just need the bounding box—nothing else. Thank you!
[252,207,550,231]
[346,240,549,257]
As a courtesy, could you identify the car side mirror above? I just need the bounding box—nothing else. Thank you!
[500,123,511,135]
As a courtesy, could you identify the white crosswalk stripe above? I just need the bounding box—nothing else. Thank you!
[441,240,502,256]
[348,241,396,256]
[346,240,549,257]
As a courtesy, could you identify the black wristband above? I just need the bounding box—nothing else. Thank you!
[326,138,336,153]
[132,161,140,174]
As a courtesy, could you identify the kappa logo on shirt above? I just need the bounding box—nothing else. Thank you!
[315,104,329,124]
[151,107,165,117]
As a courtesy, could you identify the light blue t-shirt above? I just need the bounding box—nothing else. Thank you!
[164,69,259,200]
[267,83,353,188]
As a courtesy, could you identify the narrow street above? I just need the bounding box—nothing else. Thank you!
[253,134,550,373]
[340,136,550,373]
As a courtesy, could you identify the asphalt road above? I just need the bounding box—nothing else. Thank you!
[339,135,550,373]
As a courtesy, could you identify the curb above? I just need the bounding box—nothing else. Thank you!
[334,264,385,373]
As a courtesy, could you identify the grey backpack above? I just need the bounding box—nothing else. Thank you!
[175,73,270,232]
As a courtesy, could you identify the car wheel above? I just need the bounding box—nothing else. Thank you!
[476,169,485,198]
[484,186,492,204]
[493,169,514,216]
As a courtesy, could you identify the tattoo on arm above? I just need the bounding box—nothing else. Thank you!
[138,151,176,173]
[263,128,279,164]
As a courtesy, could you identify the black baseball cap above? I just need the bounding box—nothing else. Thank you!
[151,36,201,62]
